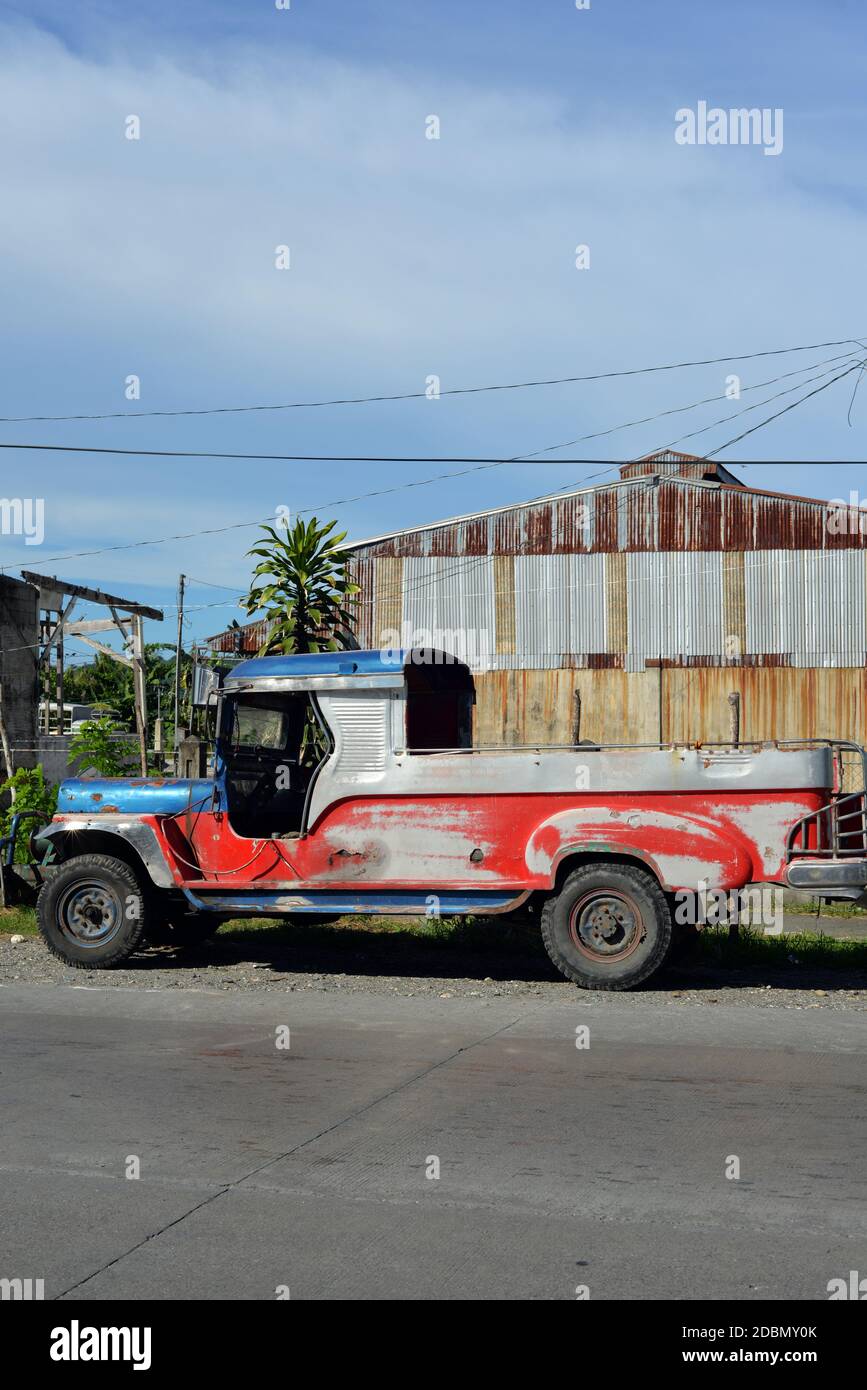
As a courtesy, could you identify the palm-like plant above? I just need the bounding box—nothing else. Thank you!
[242,517,359,655]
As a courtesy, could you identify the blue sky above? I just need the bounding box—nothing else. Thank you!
[0,0,866,657]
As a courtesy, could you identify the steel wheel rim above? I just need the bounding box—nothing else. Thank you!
[569,889,645,963]
[57,880,124,948]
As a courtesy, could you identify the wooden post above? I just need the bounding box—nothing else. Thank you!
[728,691,741,748]
[55,618,64,734]
[658,660,664,745]
[173,573,185,770]
[131,614,148,776]
[42,616,52,733]
[571,688,581,745]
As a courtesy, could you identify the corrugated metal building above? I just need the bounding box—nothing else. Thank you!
[344,454,867,747]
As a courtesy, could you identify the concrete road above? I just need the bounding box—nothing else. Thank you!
[1,981,864,1300]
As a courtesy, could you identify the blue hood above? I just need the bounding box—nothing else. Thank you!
[56,777,213,817]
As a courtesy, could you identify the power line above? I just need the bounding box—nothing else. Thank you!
[183,575,243,591]
[2,442,635,462]
[707,361,866,458]
[2,347,860,466]
[652,357,865,456]
[1,337,863,423]
[1,355,862,579]
[0,461,670,574]
[515,349,860,459]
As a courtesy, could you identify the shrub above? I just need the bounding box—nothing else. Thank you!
[0,765,58,863]
[69,717,134,778]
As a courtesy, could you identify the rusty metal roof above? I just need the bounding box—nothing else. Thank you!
[349,470,866,557]
[621,452,745,487]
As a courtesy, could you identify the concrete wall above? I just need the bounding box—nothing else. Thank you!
[36,734,140,785]
[0,576,38,774]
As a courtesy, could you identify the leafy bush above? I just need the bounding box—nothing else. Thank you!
[69,717,134,778]
[0,765,58,863]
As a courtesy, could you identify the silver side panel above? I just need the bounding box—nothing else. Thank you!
[306,687,835,821]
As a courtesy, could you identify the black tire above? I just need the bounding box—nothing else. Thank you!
[540,861,673,991]
[144,912,221,948]
[669,919,699,962]
[36,853,147,969]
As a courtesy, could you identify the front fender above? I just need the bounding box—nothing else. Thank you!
[36,817,176,889]
[526,806,753,892]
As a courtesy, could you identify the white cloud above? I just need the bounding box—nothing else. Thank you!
[0,17,865,628]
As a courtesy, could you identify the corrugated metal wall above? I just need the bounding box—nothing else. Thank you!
[744,550,867,666]
[473,666,867,749]
[350,546,867,674]
[200,473,867,750]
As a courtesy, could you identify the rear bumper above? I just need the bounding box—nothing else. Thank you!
[786,858,867,894]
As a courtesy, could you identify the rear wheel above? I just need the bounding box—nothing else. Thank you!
[37,853,147,969]
[541,861,672,991]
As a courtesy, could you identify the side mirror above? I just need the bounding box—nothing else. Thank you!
[205,690,221,746]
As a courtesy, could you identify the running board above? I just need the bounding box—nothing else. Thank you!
[180,888,529,917]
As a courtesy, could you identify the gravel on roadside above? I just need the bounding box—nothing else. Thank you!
[1,930,864,1011]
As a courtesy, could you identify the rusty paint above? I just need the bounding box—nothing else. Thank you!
[472,665,867,750]
[211,463,867,676]
[493,554,516,655]
[103,778,833,898]
[605,552,628,655]
[340,469,867,562]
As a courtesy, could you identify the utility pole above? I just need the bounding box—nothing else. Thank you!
[173,573,185,767]
[130,613,148,777]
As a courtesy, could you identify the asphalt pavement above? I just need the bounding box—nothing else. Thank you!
[1,980,864,1300]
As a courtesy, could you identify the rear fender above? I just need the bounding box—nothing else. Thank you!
[526,807,753,892]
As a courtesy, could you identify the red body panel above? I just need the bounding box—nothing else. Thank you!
[131,788,828,895]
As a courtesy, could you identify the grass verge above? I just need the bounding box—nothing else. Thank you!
[693,925,867,971]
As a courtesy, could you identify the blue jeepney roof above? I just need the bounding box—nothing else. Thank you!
[228,649,409,681]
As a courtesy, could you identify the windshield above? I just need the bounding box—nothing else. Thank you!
[232,703,288,750]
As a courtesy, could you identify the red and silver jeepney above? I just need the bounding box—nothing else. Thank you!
[34,648,867,990]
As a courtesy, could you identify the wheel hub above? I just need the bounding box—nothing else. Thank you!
[569,891,644,961]
[58,882,123,948]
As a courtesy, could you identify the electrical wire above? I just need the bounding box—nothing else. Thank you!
[706,360,866,457]
[1,336,863,423]
[654,358,865,455]
[1,349,863,576]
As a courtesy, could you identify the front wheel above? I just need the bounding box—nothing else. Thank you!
[540,862,673,991]
[37,853,147,969]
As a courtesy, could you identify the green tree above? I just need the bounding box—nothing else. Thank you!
[242,517,359,655]
[64,651,132,723]
[69,718,135,778]
[0,766,57,863]
[65,644,188,746]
